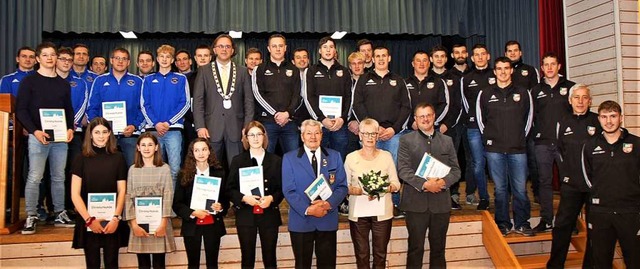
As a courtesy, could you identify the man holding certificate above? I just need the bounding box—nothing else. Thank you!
[398,103,461,268]
[282,119,348,269]
[16,42,75,234]
[304,36,352,161]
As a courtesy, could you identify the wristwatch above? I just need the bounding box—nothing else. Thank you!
[112,214,122,220]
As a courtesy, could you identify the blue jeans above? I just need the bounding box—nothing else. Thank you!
[485,152,530,229]
[263,121,299,155]
[466,129,489,200]
[151,130,182,185]
[117,136,138,168]
[376,130,407,207]
[25,135,68,216]
[321,124,349,162]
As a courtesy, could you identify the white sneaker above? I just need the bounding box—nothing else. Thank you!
[22,215,37,234]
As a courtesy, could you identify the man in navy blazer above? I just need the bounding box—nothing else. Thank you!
[282,119,348,269]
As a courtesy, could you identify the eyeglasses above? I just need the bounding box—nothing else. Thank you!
[58,57,73,63]
[111,56,129,62]
[415,114,434,120]
[246,133,264,138]
[215,45,232,50]
[360,132,378,138]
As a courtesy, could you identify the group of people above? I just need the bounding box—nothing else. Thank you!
[2,32,638,268]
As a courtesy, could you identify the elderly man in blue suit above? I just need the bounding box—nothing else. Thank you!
[282,119,348,269]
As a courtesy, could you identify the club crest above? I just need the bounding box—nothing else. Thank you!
[623,143,633,153]
[560,87,568,96]
[587,126,596,136]
[521,70,528,76]
[488,77,496,85]
[390,80,397,86]
[127,79,135,86]
[285,69,293,77]
[513,93,521,102]
[336,70,343,77]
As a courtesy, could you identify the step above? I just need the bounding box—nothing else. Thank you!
[505,230,586,244]
[517,252,584,269]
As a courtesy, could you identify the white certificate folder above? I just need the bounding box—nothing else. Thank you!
[190,175,222,214]
[39,108,67,142]
[102,101,127,134]
[304,174,333,201]
[239,166,264,197]
[318,95,342,119]
[87,193,116,231]
[135,197,162,234]
[415,153,451,179]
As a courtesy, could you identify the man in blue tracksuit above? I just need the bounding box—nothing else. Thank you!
[70,44,98,89]
[87,47,145,167]
[0,47,36,96]
[141,44,190,184]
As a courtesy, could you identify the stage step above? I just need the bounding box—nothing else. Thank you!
[517,252,584,269]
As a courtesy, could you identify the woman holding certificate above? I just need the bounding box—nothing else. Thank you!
[71,117,128,269]
[125,133,176,268]
[173,137,228,269]
[227,121,283,269]
[344,118,400,269]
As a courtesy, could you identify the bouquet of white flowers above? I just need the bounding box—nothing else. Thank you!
[358,170,390,201]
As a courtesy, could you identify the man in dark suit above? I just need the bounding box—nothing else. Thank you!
[282,119,348,269]
[193,34,254,167]
[398,103,461,268]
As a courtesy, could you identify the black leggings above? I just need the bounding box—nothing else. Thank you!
[136,253,166,269]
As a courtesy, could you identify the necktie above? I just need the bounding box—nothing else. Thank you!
[221,65,229,94]
[311,150,318,177]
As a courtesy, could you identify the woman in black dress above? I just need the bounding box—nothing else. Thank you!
[172,137,228,269]
[227,121,283,269]
[71,117,128,269]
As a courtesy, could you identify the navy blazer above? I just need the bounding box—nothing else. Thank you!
[282,147,348,232]
[172,167,229,237]
[227,151,283,227]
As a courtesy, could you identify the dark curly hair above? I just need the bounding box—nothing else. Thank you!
[179,137,222,186]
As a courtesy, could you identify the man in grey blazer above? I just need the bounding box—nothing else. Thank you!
[398,102,461,268]
[192,34,254,167]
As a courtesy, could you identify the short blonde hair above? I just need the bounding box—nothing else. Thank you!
[358,118,379,131]
[156,44,175,58]
[348,52,365,64]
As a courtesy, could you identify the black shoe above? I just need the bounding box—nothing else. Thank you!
[21,215,37,235]
[514,225,536,236]
[54,210,76,228]
[533,221,552,233]
[477,199,490,210]
[499,226,511,236]
[393,208,406,219]
[451,198,462,210]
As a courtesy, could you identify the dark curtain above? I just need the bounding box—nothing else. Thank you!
[539,0,567,75]
[1,0,42,77]
[43,0,484,37]
[49,35,444,77]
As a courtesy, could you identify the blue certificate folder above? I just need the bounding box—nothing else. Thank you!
[191,175,222,213]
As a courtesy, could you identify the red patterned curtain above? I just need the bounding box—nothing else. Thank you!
[538,0,567,75]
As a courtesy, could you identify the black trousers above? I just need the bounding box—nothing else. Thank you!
[83,232,120,269]
[589,210,640,268]
[534,144,562,224]
[349,217,392,269]
[405,211,450,269]
[183,225,223,269]
[289,230,337,269]
[236,223,279,269]
[547,187,592,268]
[136,253,166,269]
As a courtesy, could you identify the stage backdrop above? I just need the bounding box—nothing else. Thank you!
[1,0,539,78]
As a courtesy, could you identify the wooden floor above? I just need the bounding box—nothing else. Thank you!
[0,181,550,245]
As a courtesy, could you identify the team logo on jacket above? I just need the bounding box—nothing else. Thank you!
[488,95,499,103]
[537,91,547,98]
[322,158,328,167]
[11,79,19,83]
[336,70,343,77]
[314,71,324,78]
[560,87,568,96]
[468,80,478,87]
[69,81,77,87]
[563,177,569,183]
[587,126,596,136]
[152,79,159,83]
[427,82,434,89]
[264,70,273,76]
[513,94,521,102]
[86,76,94,83]
[286,69,293,77]
[564,127,573,135]
[127,79,135,86]
[446,79,453,86]
[103,81,110,86]
[487,140,492,146]
[171,77,179,84]
[366,79,376,86]
[488,77,496,85]
[390,80,397,86]
[623,143,633,153]
[521,70,529,76]
[406,83,414,90]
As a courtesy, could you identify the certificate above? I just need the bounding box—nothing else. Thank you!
[102,101,127,134]
[135,197,162,234]
[239,166,264,197]
[318,95,342,119]
[87,193,116,231]
[352,195,386,218]
[304,174,333,201]
[190,175,222,214]
[415,153,451,179]
[39,108,67,142]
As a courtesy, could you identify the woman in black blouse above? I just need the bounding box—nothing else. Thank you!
[227,121,283,269]
[172,137,228,269]
[70,117,128,269]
